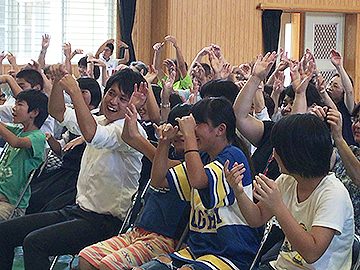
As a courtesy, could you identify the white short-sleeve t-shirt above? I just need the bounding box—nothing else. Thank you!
[271,173,354,270]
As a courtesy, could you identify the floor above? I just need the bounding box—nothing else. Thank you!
[12,249,77,270]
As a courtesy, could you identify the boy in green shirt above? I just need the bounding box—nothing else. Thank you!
[0,90,48,220]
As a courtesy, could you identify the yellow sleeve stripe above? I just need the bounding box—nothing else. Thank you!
[172,163,191,201]
[197,254,237,270]
[206,161,227,207]
[176,246,196,260]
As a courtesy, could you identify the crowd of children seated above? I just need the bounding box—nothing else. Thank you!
[0,32,358,270]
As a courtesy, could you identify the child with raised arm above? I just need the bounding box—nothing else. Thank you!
[137,97,261,270]
[0,90,48,219]
[225,114,354,270]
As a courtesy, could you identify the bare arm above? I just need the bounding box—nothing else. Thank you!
[0,74,22,97]
[60,74,97,142]
[165,35,187,78]
[45,132,62,156]
[152,42,165,80]
[144,65,161,124]
[7,53,20,74]
[0,122,32,148]
[48,65,67,122]
[38,34,50,69]
[177,114,208,189]
[0,51,6,75]
[330,49,354,113]
[117,40,130,65]
[95,39,114,59]
[327,108,360,187]
[233,52,277,146]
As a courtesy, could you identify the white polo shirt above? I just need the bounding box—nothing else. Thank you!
[61,107,147,219]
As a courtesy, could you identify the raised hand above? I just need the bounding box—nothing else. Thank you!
[144,64,158,83]
[175,114,196,139]
[59,73,80,95]
[153,42,164,52]
[28,59,41,72]
[252,51,277,81]
[208,50,223,75]
[71,49,84,58]
[290,58,315,95]
[276,48,290,72]
[123,103,142,144]
[238,63,252,80]
[0,51,6,63]
[224,160,246,196]
[273,71,285,95]
[164,35,177,47]
[309,105,328,121]
[220,63,232,79]
[49,64,68,83]
[129,82,148,110]
[6,52,17,66]
[91,58,106,68]
[41,34,51,50]
[330,49,343,67]
[163,58,176,74]
[253,173,282,213]
[63,43,72,59]
[326,108,343,140]
[155,123,179,142]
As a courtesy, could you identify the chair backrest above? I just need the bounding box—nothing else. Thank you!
[352,234,360,270]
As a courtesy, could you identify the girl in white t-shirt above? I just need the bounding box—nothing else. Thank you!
[225,113,354,270]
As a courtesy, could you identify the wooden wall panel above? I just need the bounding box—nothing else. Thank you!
[132,0,360,101]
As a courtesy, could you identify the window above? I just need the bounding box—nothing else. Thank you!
[0,0,117,64]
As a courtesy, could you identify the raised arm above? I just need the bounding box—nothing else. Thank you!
[165,35,187,78]
[143,65,161,124]
[188,46,210,77]
[7,53,20,74]
[290,58,315,114]
[233,52,276,146]
[152,42,165,80]
[177,114,208,189]
[48,64,67,122]
[0,51,6,75]
[151,123,179,188]
[117,40,130,65]
[95,38,114,59]
[0,74,22,97]
[330,49,354,113]
[327,108,360,187]
[224,161,271,227]
[59,74,97,142]
[38,34,50,69]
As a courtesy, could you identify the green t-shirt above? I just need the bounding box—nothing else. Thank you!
[0,125,46,208]
[158,73,193,90]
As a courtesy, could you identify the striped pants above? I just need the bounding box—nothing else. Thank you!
[79,227,177,270]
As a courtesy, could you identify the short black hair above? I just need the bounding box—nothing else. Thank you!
[167,104,192,126]
[130,61,148,75]
[77,78,102,108]
[352,103,360,117]
[271,114,332,178]
[78,56,100,80]
[282,82,324,107]
[16,69,44,90]
[16,90,48,128]
[106,43,114,53]
[104,68,146,98]
[200,79,239,104]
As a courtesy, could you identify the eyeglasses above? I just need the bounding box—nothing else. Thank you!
[351,115,360,124]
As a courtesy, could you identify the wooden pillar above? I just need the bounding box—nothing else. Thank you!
[344,14,360,102]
